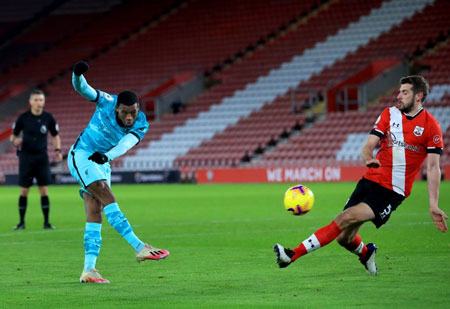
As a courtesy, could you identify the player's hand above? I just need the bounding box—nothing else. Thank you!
[430,207,448,232]
[88,152,109,164]
[73,61,89,76]
[12,137,22,147]
[366,159,380,168]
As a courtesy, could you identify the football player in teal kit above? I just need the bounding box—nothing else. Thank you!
[69,61,169,283]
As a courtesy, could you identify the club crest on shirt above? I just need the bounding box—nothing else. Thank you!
[40,125,47,134]
[413,126,424,136]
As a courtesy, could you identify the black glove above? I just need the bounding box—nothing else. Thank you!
[88,152,109,164]
[73,61,89,76]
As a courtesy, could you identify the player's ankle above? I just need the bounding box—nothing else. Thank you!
[292,244,307,261]
[291,250,302,262]
[359,245,368,259]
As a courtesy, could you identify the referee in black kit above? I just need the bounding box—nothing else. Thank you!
[10,89,62,230]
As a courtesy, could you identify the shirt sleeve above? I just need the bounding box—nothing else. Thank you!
[426,115,443,154]
[370,108,389,138]
[96,90,117,108]
[129,112,149,141]
[12,114,24,136]
[105,133,139,161]
[48,113,60,136]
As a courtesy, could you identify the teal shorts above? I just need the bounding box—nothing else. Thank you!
[67,145,111,197]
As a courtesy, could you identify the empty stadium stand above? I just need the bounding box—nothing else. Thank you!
[0,0,123,73]
[257,37,450,167]
[127,0,433,170]
[0,0,320,176]
[0,0,449,180]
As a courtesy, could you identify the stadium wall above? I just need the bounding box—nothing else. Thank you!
[3,170,181,185]
[196,165,450,183]
[2,166,448,185]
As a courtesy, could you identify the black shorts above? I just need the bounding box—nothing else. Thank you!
[344,178,405,228]
[18,152,51,187]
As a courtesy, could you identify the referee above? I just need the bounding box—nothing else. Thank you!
[10,89,62,230]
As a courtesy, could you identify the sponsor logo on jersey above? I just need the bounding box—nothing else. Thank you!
[387,131,420,152]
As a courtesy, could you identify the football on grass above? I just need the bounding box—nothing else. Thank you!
[283,184,314,216]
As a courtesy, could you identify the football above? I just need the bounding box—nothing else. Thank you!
[283,184,314,216]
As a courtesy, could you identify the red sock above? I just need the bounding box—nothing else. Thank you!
[342,234,368,258]
[292,220,342,261]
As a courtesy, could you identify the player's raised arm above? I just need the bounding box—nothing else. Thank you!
[72,61,97,102]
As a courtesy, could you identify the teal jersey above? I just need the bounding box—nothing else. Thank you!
[74,90,149,153]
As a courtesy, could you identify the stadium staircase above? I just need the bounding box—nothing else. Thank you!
[188,0,450,169]
[173,0,392,169]
[1,0,449,178]
[300,0,450,92]
[124,0,434,170]
[126,0,323,156]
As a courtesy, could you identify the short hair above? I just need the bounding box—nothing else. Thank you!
[30,89,45,97]
[400,75,429,102]
[117,90,139,106]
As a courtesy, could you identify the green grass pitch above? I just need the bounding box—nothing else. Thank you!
[0,182,449,308]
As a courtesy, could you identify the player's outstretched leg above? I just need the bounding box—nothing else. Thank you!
[103,202,170,261]
[274,220,342,268]
[80,222,109,283]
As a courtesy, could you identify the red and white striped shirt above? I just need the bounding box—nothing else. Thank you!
[364,106,443,197]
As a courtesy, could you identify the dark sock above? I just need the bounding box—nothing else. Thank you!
[18,196,27,224]
[41,195,50,224]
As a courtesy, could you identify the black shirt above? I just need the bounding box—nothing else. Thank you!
[13,111,59,155]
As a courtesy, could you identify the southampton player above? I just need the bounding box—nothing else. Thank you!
[274,75,448,274]
[68,61,169,284]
